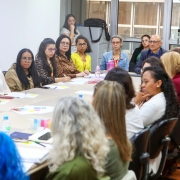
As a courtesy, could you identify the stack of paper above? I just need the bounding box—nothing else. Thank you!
[17,146,49,163]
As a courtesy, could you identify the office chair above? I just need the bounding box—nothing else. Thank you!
[129,128,150,180]
[148,118,178,180]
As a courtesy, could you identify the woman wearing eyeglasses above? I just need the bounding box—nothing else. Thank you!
[100,35,129,71]
[129,34,150,72]
[35,38,71,85]
[71,35,92,74]
[55,35,88,78]
[5,48,40,92]
[60,14,80,53]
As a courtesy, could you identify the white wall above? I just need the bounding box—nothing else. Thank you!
[0,0,60,71]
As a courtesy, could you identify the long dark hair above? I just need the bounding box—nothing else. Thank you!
[16,48,40,89]
[36,38,57,77]
[63,14,78,35]
[56,35,71,60]
[139,34,150,49]
[75,35,92,53]
[105,67,135,109]
[143,66,179,122]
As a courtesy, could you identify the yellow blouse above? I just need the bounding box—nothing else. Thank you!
[71,52,91,72]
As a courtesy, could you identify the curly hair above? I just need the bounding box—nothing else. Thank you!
[143,66,179,122]
[105,67,135,109]
[161,51,180,78]
[0,132,28,180]
[49,97,109,177]
[93,81,132,162]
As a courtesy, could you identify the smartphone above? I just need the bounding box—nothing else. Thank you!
[38,132,51,140]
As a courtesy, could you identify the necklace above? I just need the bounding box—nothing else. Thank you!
[77,52,86,70]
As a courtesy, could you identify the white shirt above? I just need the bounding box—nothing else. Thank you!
[0,69,11,94]
[126,104,144,139]
[140,92,166,127]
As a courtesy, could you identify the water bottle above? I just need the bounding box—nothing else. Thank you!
[79,94,83,99]
[95,65,101,78]
[1,116,11,135]
[107,60,115,71]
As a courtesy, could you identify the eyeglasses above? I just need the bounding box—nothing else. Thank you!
[60,42,70,46]
[68,20,75,23]
[149,41,161,44]
[142,40,149,42]
[112,41,121,45]
[77,43,87,47]
[21,57,32,62]
[47,48,57,52]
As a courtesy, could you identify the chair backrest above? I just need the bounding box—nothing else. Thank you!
[149,118,178,159]
[129,128,150,180]
[170,116,180,145]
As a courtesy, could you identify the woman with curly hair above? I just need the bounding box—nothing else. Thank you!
[0,132,28,180]
[105,67,144,139]
[46,97,109,180]
[93,81,132,179]
[135,66,179,126]
[161,51,180,103]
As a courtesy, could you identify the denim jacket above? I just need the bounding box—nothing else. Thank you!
[100,51,129,71]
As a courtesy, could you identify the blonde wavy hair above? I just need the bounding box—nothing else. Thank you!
[49,97,109,177]
[93,81,132,162]
[161,51,180,78]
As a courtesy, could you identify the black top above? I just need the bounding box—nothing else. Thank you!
[129,47,142,72]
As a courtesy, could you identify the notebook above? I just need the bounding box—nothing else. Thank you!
[10,132,32,142]
[17,146,49,163]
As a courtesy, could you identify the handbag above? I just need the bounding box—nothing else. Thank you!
[84,18,110,43]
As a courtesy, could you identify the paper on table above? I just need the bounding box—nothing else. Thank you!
[43,85,69,89]
[86,74,106,78]
[58,78,89,85]
[76,90,93,95]
[11,105,54,114]
[17,146,49,163]
[23,162,34,172]
[0,99,10,105]
[6,92,39,98]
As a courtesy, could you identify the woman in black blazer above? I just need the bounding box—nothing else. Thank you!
[129,34,150,72]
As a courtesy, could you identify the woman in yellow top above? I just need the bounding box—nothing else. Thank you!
[71,35,92,73]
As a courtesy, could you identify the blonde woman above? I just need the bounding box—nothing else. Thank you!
[93,81,132,179]
[46,97,109,180]
[161,51,180,103]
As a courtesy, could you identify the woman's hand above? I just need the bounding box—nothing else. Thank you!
[133,92,150,105]
[84,70,90,75]
[76,72,86,77]
[55,77,71,83]
[70,25,75,32]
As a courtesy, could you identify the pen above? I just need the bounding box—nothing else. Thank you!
[29,140,46,147]
[63,74,67,77]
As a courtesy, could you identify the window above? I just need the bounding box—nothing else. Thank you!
[118,1,164,38]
